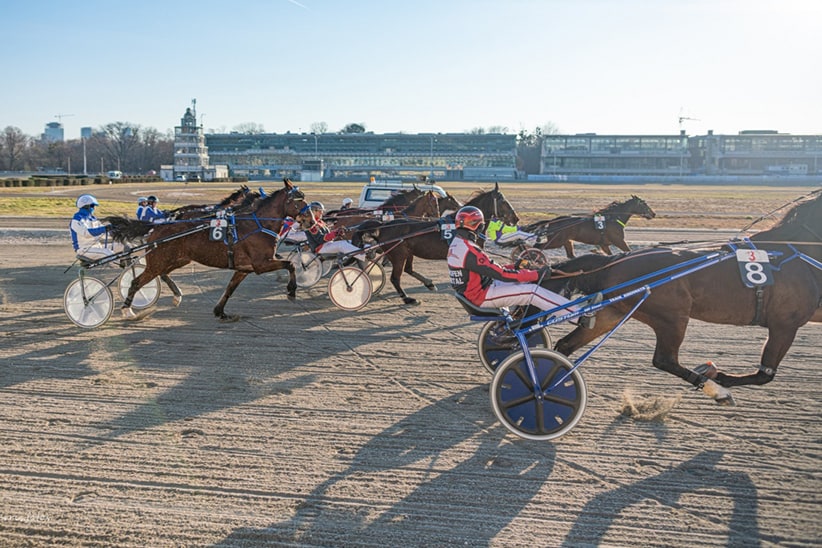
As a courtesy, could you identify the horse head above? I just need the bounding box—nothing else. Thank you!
[403,190,440,219]
[254,179,307,225]
[466,182,519,226]
[629,195,657,219]
[438,192,463,217]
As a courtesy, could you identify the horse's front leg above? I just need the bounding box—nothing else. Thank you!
[708,326,797,388]
[214,271,249,320]
[563,241,575,258]
[403,256,436,291]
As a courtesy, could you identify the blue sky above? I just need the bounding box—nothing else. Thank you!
[3,0,820,139]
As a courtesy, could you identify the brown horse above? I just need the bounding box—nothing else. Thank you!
[324,187,425,220]
[351,183,519,305]
[326,190,442,232]
[118,179,308,320]
[523,195,656,258]
[546,190,822,405]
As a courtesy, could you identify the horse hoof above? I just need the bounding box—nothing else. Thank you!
[172,295,183,307]
[219,314,240,323]
[287,293,296,301]
[425,284,438,292]
[702,379,735,406]
[121,307,136,319]
[693,361,718,379]
[403,298,420,306]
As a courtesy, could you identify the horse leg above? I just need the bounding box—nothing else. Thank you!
[214,271,249,320]
[645,315,735,405]
[161,274,183,307]
[404,255,436,291]
[711,325,797,388]
[554,306,623,355]
[388,252,417,306]
[564,241,576,259]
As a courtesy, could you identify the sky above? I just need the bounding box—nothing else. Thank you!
[2,0,820,140]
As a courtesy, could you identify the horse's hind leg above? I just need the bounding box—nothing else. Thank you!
[404,256,436,291]
[712,326,797,388]
[161,274,183,307]
[214,271,249,320]
[388,253,417,305]
[563,241,575,259]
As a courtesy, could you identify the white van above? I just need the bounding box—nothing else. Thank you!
[358,179,447,209]
[107,170,123,180]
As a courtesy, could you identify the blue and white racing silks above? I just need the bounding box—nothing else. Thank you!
[70,207,108,253]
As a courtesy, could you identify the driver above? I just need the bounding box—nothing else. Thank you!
[447,206,598,328]
[70,194,124,263]
[299,201,367,264]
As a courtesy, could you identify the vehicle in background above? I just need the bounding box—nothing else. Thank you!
[358,178,446,209]
[107,170,123,180]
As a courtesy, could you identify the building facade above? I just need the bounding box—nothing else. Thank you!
[537,130,822,182]
[205,132,519,181]
[160,100,228,182]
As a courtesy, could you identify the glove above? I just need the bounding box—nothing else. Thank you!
[515,269,538,283]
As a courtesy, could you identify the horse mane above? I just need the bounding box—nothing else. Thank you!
[382,188,420,207]
[752,191,822,243]
[102,215,152,243]
[597,195,639,215]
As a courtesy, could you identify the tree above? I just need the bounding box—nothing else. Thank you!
[99,122,142,172]
[233,122,265,134]
[0,126,29,171]
[341,123,366,134]
[310,121,328,134]
[516,122,561,175]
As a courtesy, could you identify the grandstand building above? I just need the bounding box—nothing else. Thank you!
[537,130,822,183]
[204,132,518,181]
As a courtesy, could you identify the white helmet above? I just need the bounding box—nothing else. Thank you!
[342,197,353,206]
[76,194,99,209]
[138,196,148,204]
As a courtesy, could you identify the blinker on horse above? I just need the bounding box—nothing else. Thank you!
[547,191,822,405]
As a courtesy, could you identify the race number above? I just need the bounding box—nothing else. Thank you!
[440,222,456,244]
[210,219,227,241]
[735,249,773,287]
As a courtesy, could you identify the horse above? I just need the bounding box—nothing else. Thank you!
[165,185,253,219]
[523,195,656,258]
[351,182,519,305]
[437,192,463,217]
[545,190,822,405]
[115,179,308,321]
[326,190,442,232]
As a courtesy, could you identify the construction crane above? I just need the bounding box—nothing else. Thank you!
[677,109,699,132]
[54,113,75,123]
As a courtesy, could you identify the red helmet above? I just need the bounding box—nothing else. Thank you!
[455,206,484,231]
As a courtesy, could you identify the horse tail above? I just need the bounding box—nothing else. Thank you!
[102,215,152,243]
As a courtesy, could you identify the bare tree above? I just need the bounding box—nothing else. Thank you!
[99,122,141,172]
[0,126,29,171]
[310,121,328,134]
[233,122,265,134]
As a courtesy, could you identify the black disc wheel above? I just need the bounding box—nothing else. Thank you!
[478,321,552,375]
[490,349,587,441]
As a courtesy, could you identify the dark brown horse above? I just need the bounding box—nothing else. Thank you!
[324,187,425,220]
[523,195,656,258]
[326,190,442,232]
[117,179,308,320]
[546,191,821,405]
[351,183,519,305]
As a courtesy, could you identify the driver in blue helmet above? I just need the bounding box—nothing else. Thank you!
[140,195,166,223]
[297,201,368,263]
[70,194,124,263]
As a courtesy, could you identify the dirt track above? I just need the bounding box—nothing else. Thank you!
[0,222,819,547]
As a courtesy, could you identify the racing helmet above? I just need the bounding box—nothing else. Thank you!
[308,201,325,212]
[76,194,99,209]
[138,196,148,204]
[455,206,484,231]
[147,195,158,203]
[341,197,353,206]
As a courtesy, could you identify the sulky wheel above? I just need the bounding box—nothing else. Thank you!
[514,247,548,268]
[118,263,160,310]
[490,349,587,441]
[478,320,552,375]
[64,276,114,329]
[363,259,386,295]
[328,267,373,311]
[290,249,323,288]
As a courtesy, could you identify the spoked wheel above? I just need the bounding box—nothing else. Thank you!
[363,260,386,295]
[328,267,373,311]
[64,276,114,329]
[118,264,160,310]
[321,257,335,278]
[290,249,323,288]
[514,247,548,268]
[490,349,587,441]
[478,321,552,374]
